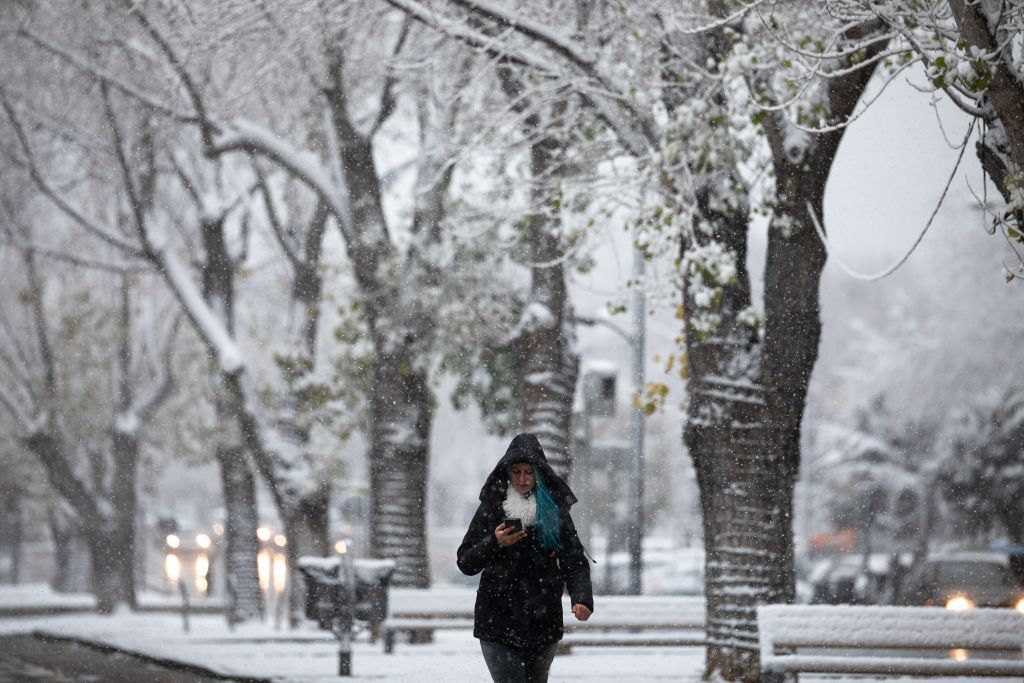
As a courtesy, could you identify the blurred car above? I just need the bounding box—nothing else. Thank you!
[899,551,1024,612]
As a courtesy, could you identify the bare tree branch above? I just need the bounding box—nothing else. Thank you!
[0,87,144,257]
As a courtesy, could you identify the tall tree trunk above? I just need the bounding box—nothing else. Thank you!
[947,0,1024,224]
[518,139,578,479]
[276,251,331,624]
[1,492,22,583]
[682,179,765,680]
[85,524,128,614]
[686,16,886,679]
[110,428,139,609]
[323,49,453,587]
[195,211,266,622]
[282,481,330,623]
[218,446,263,623]
[49,510,80,593]
[368,354,432,587]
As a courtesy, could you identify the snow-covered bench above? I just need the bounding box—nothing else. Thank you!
[758,604,1024,679]
[383,592,706,654]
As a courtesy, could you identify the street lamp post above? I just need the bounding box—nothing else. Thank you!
[627,248,645,595]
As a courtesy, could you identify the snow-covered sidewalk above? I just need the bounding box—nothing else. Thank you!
[1,585,1020,682]
[0,611,705,682]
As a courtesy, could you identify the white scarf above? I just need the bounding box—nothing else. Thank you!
[502,488,537,528]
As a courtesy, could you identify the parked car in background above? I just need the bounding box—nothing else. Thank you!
[899,551,1024,611]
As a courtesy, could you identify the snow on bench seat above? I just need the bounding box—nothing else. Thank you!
[758,604,1024,678]
[382,590,707,653]
[557,629,704,654]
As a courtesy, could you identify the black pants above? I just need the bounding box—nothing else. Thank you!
[479,639,558,683]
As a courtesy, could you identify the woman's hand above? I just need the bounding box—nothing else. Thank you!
[494,523,527,547]
[571,604,591,621]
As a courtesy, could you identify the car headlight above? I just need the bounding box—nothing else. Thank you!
[945,595,974,611]
[1015,597,1024,614]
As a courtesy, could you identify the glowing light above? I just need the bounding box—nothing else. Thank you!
[165,534,180,549]
[945,595,974,611]
[949,648,968,662]
[195,553,210,578]
[272,552,288,593]
[257,527,272,542]
[196,576,208,594]
[334,540,348,555]
[257,549,270,590]
[196,534,211,549]
[164,554,181,583]
[273,534,287,547]
[1015,597,1024,613]
[212,523,224,536]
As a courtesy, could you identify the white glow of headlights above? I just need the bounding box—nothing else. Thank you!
[1015,597,1024,614]
[945,595,974,611]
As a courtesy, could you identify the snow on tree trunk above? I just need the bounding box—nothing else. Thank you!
[946,0,1024,222]
[273,241,331,624]
[218,446,263,623]
[518,138,578,479]
[191,210,267,623]
[368,355,432,587]
[681,169,768,680]
[321,49,453,587]
[685,20,885,679]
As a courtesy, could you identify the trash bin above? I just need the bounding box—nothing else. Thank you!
[297,556,355,676]
[353,559,396,641]
[297,556,396,676]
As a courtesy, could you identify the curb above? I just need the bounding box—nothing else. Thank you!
[31,630,274,683]
[0,605,96,618]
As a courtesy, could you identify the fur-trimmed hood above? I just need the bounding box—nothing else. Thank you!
[477,433,578,509]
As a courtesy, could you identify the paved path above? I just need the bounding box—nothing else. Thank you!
[0,635,245,683]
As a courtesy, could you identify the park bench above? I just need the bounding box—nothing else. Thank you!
[758,604,1024,680]
[557,596,705,654]
[382,591,706,654]
[381,586,477,653]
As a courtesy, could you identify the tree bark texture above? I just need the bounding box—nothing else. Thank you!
[495,66,579,480]
[685,19,886,681]
[196,212,267,622]
[218,446,264,623]
[109,428,139,609]
[324,49,451,587]
[48,510,89,593]
[367,357,433,587]
[947,0,1024,223]
[518,141,578,479]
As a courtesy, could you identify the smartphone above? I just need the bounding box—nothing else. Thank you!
[503,518,523,533]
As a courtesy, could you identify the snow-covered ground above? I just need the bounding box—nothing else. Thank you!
[0,584,1020,682]
[0,611,704,682]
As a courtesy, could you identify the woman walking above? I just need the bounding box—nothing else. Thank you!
[457,433,594,682]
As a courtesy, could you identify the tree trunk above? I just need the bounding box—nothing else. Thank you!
[85,523,130,614]
[110,428,139,609]
[682,174,767,680]
[1,493,22,583]
[947,0,1024,210]
[518,139,578,479]
[688,20,886,678]
[282,482,330,625]
[368,354,432,587]
[49,510,81,593]
[218,446,264,623]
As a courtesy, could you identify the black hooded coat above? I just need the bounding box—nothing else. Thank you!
[457,433,593,650]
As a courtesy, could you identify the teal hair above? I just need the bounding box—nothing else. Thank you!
[533,470,562,551]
